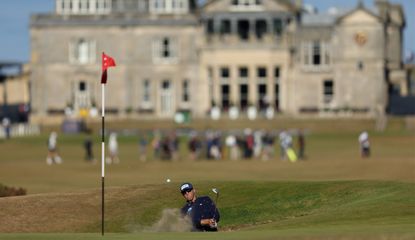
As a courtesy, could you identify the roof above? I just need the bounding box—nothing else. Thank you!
[201,0,299,11]
[335,4,382,24]
[301,12,342,26]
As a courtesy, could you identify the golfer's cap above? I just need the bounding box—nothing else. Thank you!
[180,183,193,193]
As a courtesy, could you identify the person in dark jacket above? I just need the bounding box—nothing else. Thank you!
[180,182,220,232]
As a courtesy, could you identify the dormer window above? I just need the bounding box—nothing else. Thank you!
[232,0,261,6]
[56,0,111,15]
[231,0,262,10]
[149,0,189,14]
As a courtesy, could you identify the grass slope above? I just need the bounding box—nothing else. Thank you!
[0,181,414,239]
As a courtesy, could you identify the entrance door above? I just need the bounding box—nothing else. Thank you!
[73,80,91,110]
[160,80,173,115]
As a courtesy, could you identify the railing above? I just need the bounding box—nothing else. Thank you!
[0,124,40,139]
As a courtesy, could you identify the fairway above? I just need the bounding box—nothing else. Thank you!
[0,118,414,239]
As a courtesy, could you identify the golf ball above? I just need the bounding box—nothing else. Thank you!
[166,178,171,183]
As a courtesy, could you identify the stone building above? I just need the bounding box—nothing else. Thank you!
[0,63,31,122]
[29,0,407,121]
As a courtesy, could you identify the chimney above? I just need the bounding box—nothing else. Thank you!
[375,0,389,21]
[294,0,303,9]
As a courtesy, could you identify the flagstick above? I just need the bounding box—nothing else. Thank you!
[101,83,105,236]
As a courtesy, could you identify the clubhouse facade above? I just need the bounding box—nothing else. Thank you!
[29,0,407,120]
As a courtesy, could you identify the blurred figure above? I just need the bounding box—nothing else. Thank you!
[138,135,148,162]
[84,131,94,162]
[170,132,179,161]
[278,129,288,160]
[107,132,119,164]
[151,130,161,160]
[210,131,222,160]
[46,131,62,165]
[253,130,263,158]
[225,134,239,160]
[244,128,254,159]
[2,117,11,139]
[188,131,202,160]
[358,131,370,158]
[160,134,172,160]
[297,129,306,160]
[279,129,293,161]
[261,131,274,161]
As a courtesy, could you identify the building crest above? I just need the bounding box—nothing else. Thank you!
[354,31,367,46]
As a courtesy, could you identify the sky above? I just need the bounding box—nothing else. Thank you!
[0,0,413,62]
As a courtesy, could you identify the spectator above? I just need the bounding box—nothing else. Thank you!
[297,129,306,160]
[262,131,275,161]
[358,131,370,158]
[84,131,94,162]
[188,131,202,160]
[225,134,239,160]
[107,132,119,164]
[2,117,11,139]
[46,131,62,165]
[279,129,292,160]
[139,136,148,162]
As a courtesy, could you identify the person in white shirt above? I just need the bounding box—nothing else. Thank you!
[358,131,370,158]
[46,131,62,165]
[107,132,120,164]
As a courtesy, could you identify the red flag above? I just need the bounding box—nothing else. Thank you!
[101,52,116,84]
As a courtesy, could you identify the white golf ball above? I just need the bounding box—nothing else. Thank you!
[166,178,171,183]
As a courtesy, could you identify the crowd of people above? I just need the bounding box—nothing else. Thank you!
[134,128,307,162]
[44,128,374,165]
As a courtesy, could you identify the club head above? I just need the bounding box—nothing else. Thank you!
[212,188,219,195]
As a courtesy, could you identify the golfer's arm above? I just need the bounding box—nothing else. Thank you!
[200,219,211,225]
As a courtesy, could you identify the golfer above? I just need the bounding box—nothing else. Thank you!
[180,182,220,232]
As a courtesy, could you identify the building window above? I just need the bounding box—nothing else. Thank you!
[182,79,190,102]
[160,80,173,114]
[323,80,334,104]
[258,84,267,109]
[231,0,262,8]
[206,19,214,34]
[312,41,321,65]
[302,41,331,69]
[57,0,111,15]
[150,0,188,14]
[239,67,249,83]
[255,20,267,39]
[237,20,250,40]
[208,67,214,106]
[220,67,230,79]
[239,67,248,78]
[69,38,96,64]
[357,61,364,71]
[273,18,283,36]
[152,37,178,63]
[257,67,267,78]
[142,79,151,104]
[220,19,231,35]
[274,66,280,82]
[221,84,230,109]
[239,84,249,109]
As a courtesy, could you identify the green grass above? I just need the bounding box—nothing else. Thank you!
[0,118,414,239]
[0,181,414,239]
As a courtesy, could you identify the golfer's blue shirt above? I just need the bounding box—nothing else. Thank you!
[181,196,220,231]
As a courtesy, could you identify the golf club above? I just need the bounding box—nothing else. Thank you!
[211,188,220,228]
[212,188,219,205]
